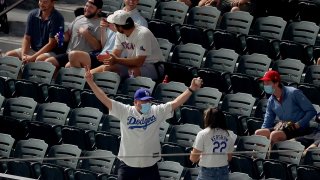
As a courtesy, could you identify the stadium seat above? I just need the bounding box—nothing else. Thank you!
[179,106,203,128]
[168,124,202,148]
[188,87,222,110]
[297,83,320,105]
[197,49,238,93]
[213,11,253,54]
[280,21,319,66]
[27,102,70,146]
[13,61,55,103]
[136,0,157,20]
[46,67,85,108]
[259,140,305,179]
[149,1,188,44]
[303,65,320,86]
[0,56,22,97]
[296,165,320,180]
[246,16,287,59]
[303,147,320,167]
[44,144,81,169]
[162,43,205,86]
[80,150,116,175]
[187,167,199,180]
[221,93,256,135]
[229,172,253,180]
[0,133,14,158]
[0,97,37,140]
[95,131,120,155]
[179,6,220,49]
[79,71,120,113]
[272,58,305,86]
[153,81,187,103]
[99,114,121,135]
[230,53,271,98]
[158,161,186,180]
[6,138,48,179]
[102,0,123,14]
[61,107,103,150]
[161,143,188,167]
[295,1,320,24]
[236,135,270,159]
[157,38,173,62]
[159,121,170,143]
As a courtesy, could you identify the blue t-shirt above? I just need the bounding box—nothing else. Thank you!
[25,8,64,51]
[262,86,317,129]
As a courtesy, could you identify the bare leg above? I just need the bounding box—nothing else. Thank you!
[5,50,22,59]
[270,131,287,145]
[129,67,141,77]
[255,128,271,138]
[65,62,71,68]
[90,65,107,74]
[36,53,52,61]
[317,58,320,65]
[68,50,91,68]
[230,6,240,12]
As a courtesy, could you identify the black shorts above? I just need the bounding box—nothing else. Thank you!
[88,51,103,69]
[117,161,160,180]
[55,53,69,67]
[269,125,313,140]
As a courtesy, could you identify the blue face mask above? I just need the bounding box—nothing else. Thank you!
[264,85,275,94]
[141,103,151,114]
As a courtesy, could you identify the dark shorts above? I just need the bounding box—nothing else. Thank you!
[88,51,103,69]
[117,161,160,180]
[55,53,69,67]
[269,124,313,140]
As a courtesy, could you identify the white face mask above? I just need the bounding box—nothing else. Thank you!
[140,103,151,114]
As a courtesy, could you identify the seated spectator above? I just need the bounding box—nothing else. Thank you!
[90,10,164,80]
[255,70,316,145]
[39,0,104,69]
[5,0,64,63]
[68,0,148,70]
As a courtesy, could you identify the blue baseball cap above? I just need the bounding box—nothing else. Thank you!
[134,88,153,101]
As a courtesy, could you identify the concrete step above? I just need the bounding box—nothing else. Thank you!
[0,34,22,52]
[0,1,82,53]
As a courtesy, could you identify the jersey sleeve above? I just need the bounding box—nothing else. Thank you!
[135,30,152,57]
[227,131,237,153]
[109,100,130,123]
[49,12,64,38]
[155,102,174,122]
[25,11,34,36]
[114,33,123,51]
[193,131,204,152]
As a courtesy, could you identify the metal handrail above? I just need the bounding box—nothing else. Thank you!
[0,0,24,17]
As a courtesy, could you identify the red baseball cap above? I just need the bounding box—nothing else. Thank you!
[260,70,281,82]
